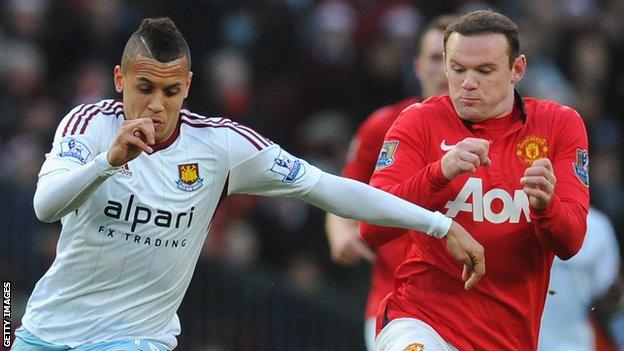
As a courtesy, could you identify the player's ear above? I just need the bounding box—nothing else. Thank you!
[114,65,124,93]
[511,54,526,84]
[184,71,193,99]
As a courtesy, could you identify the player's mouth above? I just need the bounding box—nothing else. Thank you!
[459,97,480,105]
[148,117,164,127]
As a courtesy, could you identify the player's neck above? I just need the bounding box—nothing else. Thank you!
[490,90,515,120]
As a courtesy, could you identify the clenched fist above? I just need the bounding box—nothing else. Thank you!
[520,158,556,212]
[107,118,156,167]
[441,137,491,180]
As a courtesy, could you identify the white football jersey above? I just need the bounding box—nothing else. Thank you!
[23,99,322,348]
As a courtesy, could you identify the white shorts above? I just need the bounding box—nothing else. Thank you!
[374,318,459,351]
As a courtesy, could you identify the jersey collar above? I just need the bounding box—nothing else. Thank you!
[150,115,181,153]
[460,89,526,129]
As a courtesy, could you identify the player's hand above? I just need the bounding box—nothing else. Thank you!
[441,138,491,180]
[521,158,556,212]
[444,221,485,290]
[326,214,375,266]
[107,118,156,167]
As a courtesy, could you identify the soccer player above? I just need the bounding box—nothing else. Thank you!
[539,207,620,351]
[361,10,590,351]
[13,18,484,350]
[324,15,456,350]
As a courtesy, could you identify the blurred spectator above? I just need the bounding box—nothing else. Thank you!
[203,48,253,120]
[539,207,621,351]
[2,0,624,347]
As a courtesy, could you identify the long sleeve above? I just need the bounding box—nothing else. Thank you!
[34,153,120,222]
[33,101,119,222]
[530,108,590,260]
[359,108,451,246]
[302,172,451,238]
[226,138,451,239]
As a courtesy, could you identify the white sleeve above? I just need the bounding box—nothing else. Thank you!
[33,104,118,222]
[224,126,450,238]
[300,172,452,238]
[39,104,103,176]
[228,145,323,197]
[34,153,120,222]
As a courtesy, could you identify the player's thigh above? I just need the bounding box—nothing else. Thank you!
[74,339,169,351]
[374,318,458,351]
[364,317,376,351]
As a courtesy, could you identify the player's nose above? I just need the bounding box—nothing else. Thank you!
[461,72,478,90]
[147,93,165,113]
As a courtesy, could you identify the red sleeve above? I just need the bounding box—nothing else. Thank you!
[530,107,589,260]
[342,106,396,183]
[360,106,451,247]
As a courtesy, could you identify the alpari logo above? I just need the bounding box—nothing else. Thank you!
[444,178,530,224]
[104,195,194,232]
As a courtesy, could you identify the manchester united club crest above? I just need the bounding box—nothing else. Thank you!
[176,163,204,191]
[403,343,425,351]
[516,135,549,165]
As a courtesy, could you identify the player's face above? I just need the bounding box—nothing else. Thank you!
[114,55,193,143]
[415,28,447,98]
[445,32,525,122]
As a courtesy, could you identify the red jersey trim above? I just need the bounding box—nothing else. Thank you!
[62,101,124,137]
[180,112,273,151]
[150,116,182,153]
[78,101,123,134]
[181,111,272,147]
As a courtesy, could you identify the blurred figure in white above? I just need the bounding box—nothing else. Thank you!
[539,207,621,351]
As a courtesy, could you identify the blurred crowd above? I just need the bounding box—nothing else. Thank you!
[2,0,624,348]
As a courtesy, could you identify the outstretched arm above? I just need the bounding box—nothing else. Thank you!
[226,137,486,290]
[303,172,485,290]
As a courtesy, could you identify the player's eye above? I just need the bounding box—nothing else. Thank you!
[478,68,493,74]
[452,67,465,73]
[138,85,152,94]
[165,89,180,97]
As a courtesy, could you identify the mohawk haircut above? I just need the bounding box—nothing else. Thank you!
[121,17,191,71]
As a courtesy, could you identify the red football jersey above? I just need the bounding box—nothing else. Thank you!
[361,94,590,351]
[342,98,418,319]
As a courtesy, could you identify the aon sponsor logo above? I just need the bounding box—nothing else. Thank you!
[445,177,530,224]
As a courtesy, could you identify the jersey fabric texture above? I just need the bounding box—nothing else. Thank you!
[341,97,418,319]
[360,94,590,351]
[23,99,322,348]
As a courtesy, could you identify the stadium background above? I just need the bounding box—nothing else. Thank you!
[1,0,623,349]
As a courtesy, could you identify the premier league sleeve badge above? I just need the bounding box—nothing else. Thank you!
[58,138,91,164]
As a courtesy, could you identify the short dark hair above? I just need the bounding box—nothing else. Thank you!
[443,10,519,67]
[121,17,191,71]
